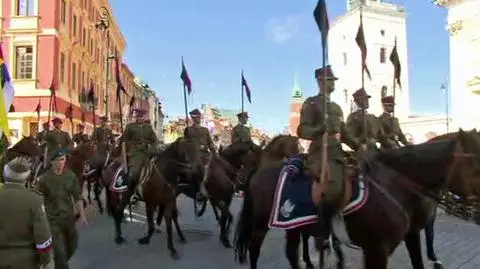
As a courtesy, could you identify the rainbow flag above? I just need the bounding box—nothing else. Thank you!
[0,45,14,140]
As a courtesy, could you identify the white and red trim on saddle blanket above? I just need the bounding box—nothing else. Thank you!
[268,160,369,230]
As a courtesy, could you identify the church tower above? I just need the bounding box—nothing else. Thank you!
[329,0,410,119]
[289,75,303,136]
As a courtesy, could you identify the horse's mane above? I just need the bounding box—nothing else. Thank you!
[373,139,457,189]
[263,135,288,152]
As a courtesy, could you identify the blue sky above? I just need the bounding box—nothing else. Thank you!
[110,0,449,134]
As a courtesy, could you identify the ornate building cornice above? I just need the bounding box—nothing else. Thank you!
[447,20,463,35]
[433,0,464,8]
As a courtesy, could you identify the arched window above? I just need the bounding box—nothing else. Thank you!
[381,86,388,98]
[380,47,386,63]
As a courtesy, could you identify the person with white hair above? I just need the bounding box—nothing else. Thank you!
[0,157,54,269]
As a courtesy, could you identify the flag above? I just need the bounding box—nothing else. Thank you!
[313,0,329,48]
[49,78,58,113]
[114,52,127,98]
[65,103,73,122]
[355,12,371,80]
[8,105,14,112]
[390,37,401,88]
[241,71,251,103]
[180,58,192,94]
[0,45,14,139]
[87,82,95,104]
[34,97,41,120]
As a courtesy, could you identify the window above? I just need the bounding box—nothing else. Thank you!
[81,71,85,89]
[16,0,35,16]
[82,28,86,47]
[73,15,78,36]
[380,47,386,63]
[342,52,348,66]
[14,46,33,79]
[72,63,77,91]
[60,0,67,24]
[29,122,39,136]
[381,86,388,98]
[60,53,65,82]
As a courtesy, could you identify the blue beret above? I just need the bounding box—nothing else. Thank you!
[51,149,69,160]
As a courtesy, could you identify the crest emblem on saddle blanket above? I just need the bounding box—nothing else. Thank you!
[280,199,295,218]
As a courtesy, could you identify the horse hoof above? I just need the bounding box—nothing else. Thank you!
[138,237,150,245]
[178,237,187,244]
[115,237,126,245]
[170,250,180,260]
[433,263,445,269]
[221,239,233,248]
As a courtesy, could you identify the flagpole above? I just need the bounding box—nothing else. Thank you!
[183,84,189,126]
[241,70,245,115]
[360,8,367,144]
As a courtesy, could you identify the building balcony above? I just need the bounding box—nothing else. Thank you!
[7,16,40,32]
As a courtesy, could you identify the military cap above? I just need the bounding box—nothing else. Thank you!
[134,108,146,116]
[237,112,249,118]
[315,65,338,80]
[3,157,31,183]
[42,122,49,127]
[51,149,68,160]
[352,88,371,100]
[382,96,395,104]
[52,117,63,124]
[189,109,202,117]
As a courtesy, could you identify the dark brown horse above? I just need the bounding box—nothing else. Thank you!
[0,136,40,184]
[107,137,201,259]
[235,129,480,269]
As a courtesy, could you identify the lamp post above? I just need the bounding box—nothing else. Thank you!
[95,7,115,120]
[441,82,449,132]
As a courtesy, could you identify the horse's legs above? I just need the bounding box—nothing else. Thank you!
[138,201,156,245]
[211,199,220,222]
[217,200,234,248]
[425,218,445,269]
[87,179,93,204]
[331,232,345,269]
[405,231,426,269]
[113,192,127,244]
[249,228,267,269]
[155,205,164,233]
[363,247,388,269]
[301,233,314,269]
[172,206,186,243]
[164,203,180,259]
[285,231,301,269]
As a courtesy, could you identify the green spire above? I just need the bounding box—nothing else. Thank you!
[292,73,302,98]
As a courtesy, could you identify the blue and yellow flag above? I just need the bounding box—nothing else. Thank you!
[0,45,14,140]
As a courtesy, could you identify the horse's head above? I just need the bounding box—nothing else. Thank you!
[9,135,41,157]
[262,135,299,161]
[71,142,97,160]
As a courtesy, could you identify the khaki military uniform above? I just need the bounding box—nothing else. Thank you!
[72,132,89,146]
[37,169,82,269]
[91,126,114,155]
[297,94,360,203]
[0,184,53,269]
[378,112,409,148]
[185,124,216,154]
[231,124,252,144]
[44,129,74,159]
[346,110,388,149]
[123,122,158,180]
[36,130,49,153]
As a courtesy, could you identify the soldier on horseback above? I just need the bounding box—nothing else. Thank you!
[44,117,74,161]
[184,108,216,202]
[231,112,253,144]
[72,123,89,147]
[91,116,115,167]
[378,95,410,148]
[121,108,159,202]
[36,122,50,146]
[346,88,389,149]
[297,65,364,237]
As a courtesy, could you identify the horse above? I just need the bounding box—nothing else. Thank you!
[234,129,480,269]
[0,136,41,184]
[107,137,201,259]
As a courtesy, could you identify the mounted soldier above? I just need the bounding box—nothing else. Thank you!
[0,157,53,269]
[36,149,87,269]
[184,108,216,202]
[346,88,389,150]
[231,112,253,144]
[91,116,115,167]
[44,117,74,161]
[378,95,411,148]
[296,65,364,237]
[36,122,50,145]
[120,108,159,202]
[72,123,89,147]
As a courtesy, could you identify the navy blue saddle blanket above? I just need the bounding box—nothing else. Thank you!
[268,155,369,230]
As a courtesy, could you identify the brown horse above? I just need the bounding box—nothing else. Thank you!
[108,137,201,259]
[235,129,480,269]
[0,136,40,184]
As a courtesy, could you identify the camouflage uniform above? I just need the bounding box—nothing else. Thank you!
[346,88,388,149]
[0,158,53,269]
[185,109,216,200]
[297,66,361,236]
[378,96,409,148]
[44,118,74,159]
[36,153,83,269]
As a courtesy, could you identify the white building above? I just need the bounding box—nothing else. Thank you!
[329,0,448,143]
[434,0,480,129]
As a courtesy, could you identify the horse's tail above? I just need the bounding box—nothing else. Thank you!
[233,186,253,264]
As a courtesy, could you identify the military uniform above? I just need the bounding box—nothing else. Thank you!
[72,132,89,146]
[44,118,74,159]
[231,112,253,144]
[91,117,115,165]
[0,157,53,269]
[346,88,388,149]
[378,96,409,148]
[36,150,83,269]
[297,66,361,236]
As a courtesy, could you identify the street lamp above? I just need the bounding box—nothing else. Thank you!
[441,83,449,132]
[95,7,114,120]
